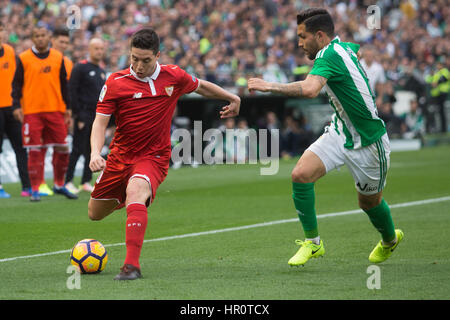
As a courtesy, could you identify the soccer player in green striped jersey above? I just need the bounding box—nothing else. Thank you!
[248,8,403,266]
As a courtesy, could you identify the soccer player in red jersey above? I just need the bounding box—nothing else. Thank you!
[88,28,240,280]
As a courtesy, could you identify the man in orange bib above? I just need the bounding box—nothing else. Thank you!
[11,25,78,201]
[36,27,75,196]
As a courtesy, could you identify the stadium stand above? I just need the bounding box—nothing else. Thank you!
[0,0,448,163]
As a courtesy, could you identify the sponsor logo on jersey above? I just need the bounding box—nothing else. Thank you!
[40,65,51,73]
[99,84,107,102]
[357,182,378,192]
[133,92,143,99]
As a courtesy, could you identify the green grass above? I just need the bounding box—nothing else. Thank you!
[0,145,449,300]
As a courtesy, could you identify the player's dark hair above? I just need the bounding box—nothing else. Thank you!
[297,8,335,38]
[53,27,70,38]
[130,28,160,54]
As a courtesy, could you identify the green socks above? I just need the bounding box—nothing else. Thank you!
[292,182,395,243]
[364,199,396,243]
[292,182,318,239]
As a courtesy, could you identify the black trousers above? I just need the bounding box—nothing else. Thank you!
[435,95,448,133]
[0,107,30,189]
[66,118,93,185]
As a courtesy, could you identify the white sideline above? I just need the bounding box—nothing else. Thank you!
[1,196,449,263]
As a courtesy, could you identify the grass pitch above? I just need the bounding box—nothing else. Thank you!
[0,145,449,300]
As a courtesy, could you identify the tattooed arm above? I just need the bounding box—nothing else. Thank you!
[247,74,327,98]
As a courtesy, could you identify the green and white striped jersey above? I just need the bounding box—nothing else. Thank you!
[309,36,386,149]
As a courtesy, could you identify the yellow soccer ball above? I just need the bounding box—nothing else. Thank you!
[70,239,108,274]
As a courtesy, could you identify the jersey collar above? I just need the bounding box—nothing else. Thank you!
[331,35,341,43]
[129,62,161,82]
[314,35,340,60]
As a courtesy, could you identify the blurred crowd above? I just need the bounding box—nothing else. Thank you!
[1,0,449,150]
[1,0,448,83]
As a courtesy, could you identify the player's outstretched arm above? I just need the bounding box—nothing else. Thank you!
[195,79,241,118]
[89,113,110,172]
[247,74,327,98]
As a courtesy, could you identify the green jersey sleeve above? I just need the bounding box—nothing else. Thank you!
[310,53,343,81]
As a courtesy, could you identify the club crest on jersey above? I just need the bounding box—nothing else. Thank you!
[40,65,51,73]
[165,86,174,96]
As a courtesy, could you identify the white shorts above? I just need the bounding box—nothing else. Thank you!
[307,126,390,195]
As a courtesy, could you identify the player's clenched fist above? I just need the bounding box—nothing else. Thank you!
[247,78,272,93]
[89,153,106,172]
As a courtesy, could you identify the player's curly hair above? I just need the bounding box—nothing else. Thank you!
[130,28,160,54]
[297,8,335,38]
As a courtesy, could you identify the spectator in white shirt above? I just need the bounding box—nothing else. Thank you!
[360,45,387,106]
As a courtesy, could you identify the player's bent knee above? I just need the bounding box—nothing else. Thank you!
[88,199,117,221]
[291,167,315,183]
[88,210,103,221]
[358,192,382,211]
[126,177,152,205]
[88,208,101,221]
[291,153,325,184]
[359,200,381,211]
[88,202,103,221]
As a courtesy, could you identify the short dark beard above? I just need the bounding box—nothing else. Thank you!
[307,51,316,60]
[305,47,319,60]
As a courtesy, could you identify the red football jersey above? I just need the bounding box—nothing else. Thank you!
[96,63,199,163]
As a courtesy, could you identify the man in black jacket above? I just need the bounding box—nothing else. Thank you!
[65,38,106,193]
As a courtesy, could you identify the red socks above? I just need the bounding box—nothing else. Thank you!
[52,150,69,187]
[124,203,148,269]
[40,148,47,186]
[28,148,44,192]
[28,148,68,190]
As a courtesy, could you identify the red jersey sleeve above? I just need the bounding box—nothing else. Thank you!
[177,68,200,95]
[96,74,118,115]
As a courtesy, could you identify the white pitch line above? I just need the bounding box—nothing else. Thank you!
[1,195,449,263]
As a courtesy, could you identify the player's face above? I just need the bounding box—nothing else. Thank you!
[52,35,70,53]
[130,47,160,78]
[32,28,51,51]
[297,24,320,60]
